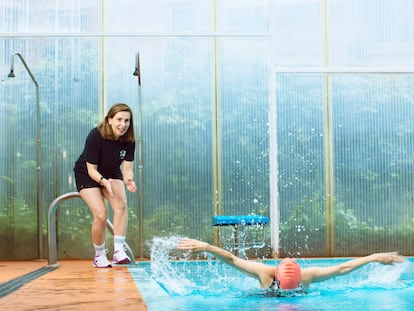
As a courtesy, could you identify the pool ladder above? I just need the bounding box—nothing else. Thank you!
[47,192,135,266]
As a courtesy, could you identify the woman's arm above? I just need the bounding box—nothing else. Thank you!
[86,162,114,197]
[122,160,137,193]
[177,239,275,287]
[301,252,404,286]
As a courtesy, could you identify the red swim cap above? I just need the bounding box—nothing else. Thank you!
[275,258,301,290]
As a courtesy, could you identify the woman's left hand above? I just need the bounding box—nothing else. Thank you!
[125,179,137,193]
[176,239,209,252]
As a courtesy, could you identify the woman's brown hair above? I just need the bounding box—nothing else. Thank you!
[98,103,135,143]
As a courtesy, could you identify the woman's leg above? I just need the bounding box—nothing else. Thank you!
[79,187,112,267]
[103,179,128,236]
[80,187,108,245]
[103,179,130,263]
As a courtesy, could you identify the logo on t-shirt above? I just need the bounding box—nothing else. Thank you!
[120,150,126,160]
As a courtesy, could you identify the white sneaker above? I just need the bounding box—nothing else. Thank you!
[93,254,112,268]
[112,250,131,264]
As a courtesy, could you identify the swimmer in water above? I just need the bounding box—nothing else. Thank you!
[177,238,404,290]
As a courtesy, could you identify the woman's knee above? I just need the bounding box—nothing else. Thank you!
[108,191,128,212]
[80,188,107,222]
[92,210,108,224]
[112,200,128,213]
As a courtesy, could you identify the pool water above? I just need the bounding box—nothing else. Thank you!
[129,257,414,310]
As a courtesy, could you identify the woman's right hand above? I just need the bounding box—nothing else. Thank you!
[102,178,114,197]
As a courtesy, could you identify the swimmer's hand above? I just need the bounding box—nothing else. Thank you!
[371,252,404,265]
[176,239,209,253]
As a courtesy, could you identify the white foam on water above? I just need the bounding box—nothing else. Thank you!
[364,259,409,285]
[149,236,253,296]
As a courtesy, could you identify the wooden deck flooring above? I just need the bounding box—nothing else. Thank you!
[0,260,147,310]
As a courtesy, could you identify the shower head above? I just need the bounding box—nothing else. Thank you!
[133,53,141,86]
[133,53,139,76]
[8,54,15,78]
[7,53,39,87]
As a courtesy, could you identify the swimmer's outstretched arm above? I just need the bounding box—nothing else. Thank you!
[177,238,275,288]
[300,252,404,286]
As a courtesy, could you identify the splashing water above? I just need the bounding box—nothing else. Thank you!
[363,259,409,286]
[305,258,410,291]
[149,236,196,295]
[149,236,257,296]
[148,236,410,299]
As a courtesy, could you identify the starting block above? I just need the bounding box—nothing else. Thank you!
[212,215,269,257]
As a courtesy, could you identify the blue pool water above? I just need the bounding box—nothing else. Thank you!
[129,238,414,310]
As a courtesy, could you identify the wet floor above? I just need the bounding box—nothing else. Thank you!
[0,260,147,310]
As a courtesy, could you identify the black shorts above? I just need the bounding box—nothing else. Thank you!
[74,170,122,192]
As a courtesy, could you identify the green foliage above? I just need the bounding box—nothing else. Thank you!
[2,38,414,260]
[279,193,326,257]
[279,198,414,257]
[0,196,37,259]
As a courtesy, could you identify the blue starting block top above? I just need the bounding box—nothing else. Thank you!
[212,215,269,226]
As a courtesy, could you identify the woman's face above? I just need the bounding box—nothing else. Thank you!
[108,111,131,138]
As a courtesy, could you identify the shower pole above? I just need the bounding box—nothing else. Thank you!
[321,0,335,256]
[133,52,144,258]
[8,53,42,260]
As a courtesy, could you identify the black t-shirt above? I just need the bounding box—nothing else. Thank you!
[74,127,135,179]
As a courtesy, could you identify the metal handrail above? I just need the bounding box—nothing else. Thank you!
[47,192,135,266]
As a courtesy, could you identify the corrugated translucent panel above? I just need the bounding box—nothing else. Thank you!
[2,0,414,261]
[0,38,100,259]
[0,62,38,259]
[0,0,100,259]
[275,74,326,257]
[104,37,214,252]
[0,0,99,32]
[219,38,270,216]
[271,0,323,66]
[330,0,414,66]
[103,1,273,255]
[214,2,272,257]
[217,0,269,32]
[218,38,271,257]
[47,37,100,259]
[333,74,414,255]
[106,0,212,33]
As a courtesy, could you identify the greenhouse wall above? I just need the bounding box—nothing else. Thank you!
[0,0,413,260]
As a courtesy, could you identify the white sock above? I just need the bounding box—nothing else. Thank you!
[94,242,106,257]
[114,235,126,253]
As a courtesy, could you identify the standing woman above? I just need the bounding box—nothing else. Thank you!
[74,103,137,268]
